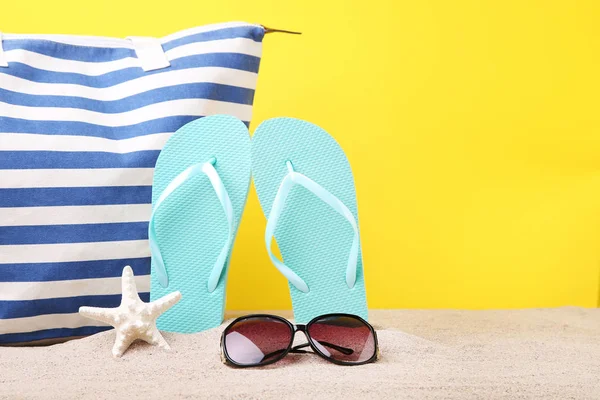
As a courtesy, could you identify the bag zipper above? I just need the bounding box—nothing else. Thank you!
[261,26,302,35]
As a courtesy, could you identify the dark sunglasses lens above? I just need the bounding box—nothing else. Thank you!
[224,317,293,366]
[308,315,376,364]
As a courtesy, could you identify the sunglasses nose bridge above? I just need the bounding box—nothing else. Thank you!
[290,324,308,347]
[293,324,310,343]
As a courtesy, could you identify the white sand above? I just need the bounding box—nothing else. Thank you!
[1,308,599,399]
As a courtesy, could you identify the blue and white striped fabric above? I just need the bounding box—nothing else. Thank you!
[0,22,264,344]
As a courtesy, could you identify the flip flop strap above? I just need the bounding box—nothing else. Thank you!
[149,158,234,293]
[265,161,359,293]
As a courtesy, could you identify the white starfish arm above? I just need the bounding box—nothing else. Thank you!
[141,327,171,350]
[121,265,141,302]
[149,291,182,316]
[79,306,118,326]
[112,331,137,358]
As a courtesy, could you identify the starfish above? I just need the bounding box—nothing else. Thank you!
[79,265,181,357]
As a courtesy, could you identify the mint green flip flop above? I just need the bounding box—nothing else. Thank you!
[252,118,368,323]
[149,115,251,333]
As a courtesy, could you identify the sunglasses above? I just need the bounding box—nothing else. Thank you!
[220,313,379,367]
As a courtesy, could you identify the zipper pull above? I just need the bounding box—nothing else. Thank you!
[261,25,302,35]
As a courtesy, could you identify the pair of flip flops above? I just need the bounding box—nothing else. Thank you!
[150,115,368,333]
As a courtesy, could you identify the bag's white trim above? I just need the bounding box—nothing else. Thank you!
[0,275,150,301]
[0,98,253,126]
[0,240,150,264]
[0,67,258,99]
[0,204,152,227]
[0,132,172,152]
[0,168,154,189]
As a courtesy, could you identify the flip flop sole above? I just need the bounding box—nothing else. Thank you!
[150,115,251,333]
[252,118,368,323]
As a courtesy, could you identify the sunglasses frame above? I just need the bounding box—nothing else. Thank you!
[220,313,379,368]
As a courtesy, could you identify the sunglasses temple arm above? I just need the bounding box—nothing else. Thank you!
[293,341,354,355]
[261,341,354,361]
[261,347,310,362]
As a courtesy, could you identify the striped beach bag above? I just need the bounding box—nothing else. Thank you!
[0,22,264,344]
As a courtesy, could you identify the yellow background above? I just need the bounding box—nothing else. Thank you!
[4,1,600,309]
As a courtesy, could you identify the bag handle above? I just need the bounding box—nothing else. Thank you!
[127,36,170,72]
